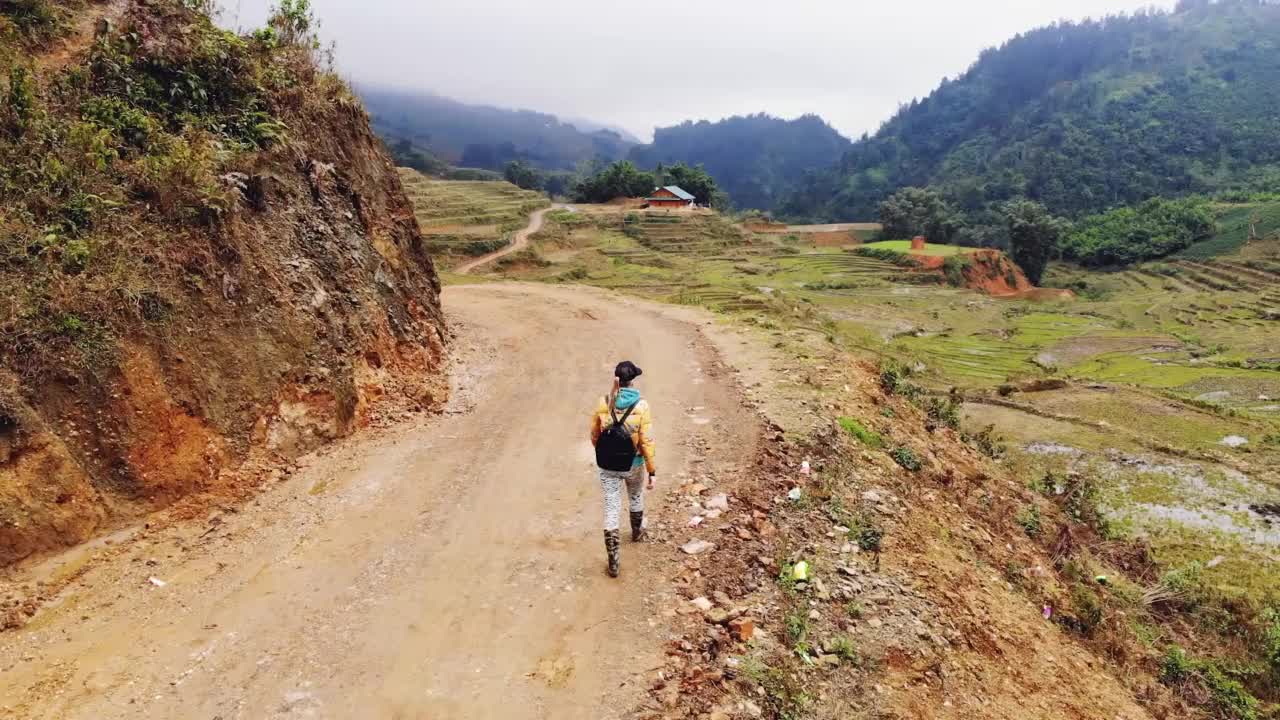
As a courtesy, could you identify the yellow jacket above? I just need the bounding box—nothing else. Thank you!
[589,394,657,474]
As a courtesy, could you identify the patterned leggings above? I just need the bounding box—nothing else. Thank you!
[599,466,645,531]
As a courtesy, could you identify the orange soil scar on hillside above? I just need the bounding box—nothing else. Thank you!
[116,347,229,505]
[909,249,1075,299]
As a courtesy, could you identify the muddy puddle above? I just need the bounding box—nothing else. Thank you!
[1023,441,1280,546]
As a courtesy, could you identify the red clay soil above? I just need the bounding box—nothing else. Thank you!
[909,249,1074,299]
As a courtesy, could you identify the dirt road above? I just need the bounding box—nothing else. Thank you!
[454,206,562,274]
[0,283,754,720]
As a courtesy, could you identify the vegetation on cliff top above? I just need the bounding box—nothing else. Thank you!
[0,0,349,376]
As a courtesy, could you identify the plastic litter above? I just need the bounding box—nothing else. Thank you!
[792,561,810,582]
[1094,575,1109,586]
[148,577,167,587]
[787,487,803,502]
[1043,605,1053,620]
[800,460,811,476]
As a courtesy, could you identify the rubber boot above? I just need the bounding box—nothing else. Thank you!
[630,511,646,542]
[604,530,621,578]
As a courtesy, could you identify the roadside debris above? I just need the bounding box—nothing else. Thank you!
[681,539,716,555]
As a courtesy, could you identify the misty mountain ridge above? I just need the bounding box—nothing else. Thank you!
[359,85,636,171]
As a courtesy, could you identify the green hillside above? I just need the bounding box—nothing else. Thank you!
[1180,200,1280,258]
[780,0,1280,225]
[628,113,850,212]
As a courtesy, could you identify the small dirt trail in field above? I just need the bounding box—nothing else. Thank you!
[455,205,563,274]
[0,283,753,720]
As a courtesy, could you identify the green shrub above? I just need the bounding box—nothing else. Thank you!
[1069,582,1104,635]
[4,65,37,133]
[1162,646,1260,720]
[1159,562,1206,607]
[1016,505,1043,537]
[942,255,973,286]
[2,0,65,44]
[784,608,810,654]
[1162,645,1194,683]
[964,424,1006,458]
[890,446,922,472]
[879,360,920,398]
[1059,473,1105,527]
[1262,607,1280,678]
[1200,664,1259,720]
[856,524,883,554]
[925,396,962,430]
[827,634,860,663]
[838,417,883,448]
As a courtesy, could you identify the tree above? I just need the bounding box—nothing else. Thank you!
[878,187,964,242]
[659,163,728,208]
[503,160,543,191]
[571,161,655,203]
[1003,199,1066,284]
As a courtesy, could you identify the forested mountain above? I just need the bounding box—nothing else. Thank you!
[360,86,635,171]
[628,114,851,211]
[780,0,1280,224]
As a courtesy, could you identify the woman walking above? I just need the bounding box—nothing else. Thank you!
[589,361,657,577]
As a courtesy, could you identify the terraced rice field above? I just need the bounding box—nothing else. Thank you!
[773,252,908,278]
[398,168,549,261]
[621,212,750,255]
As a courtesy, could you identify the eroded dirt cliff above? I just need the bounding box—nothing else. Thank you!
[0,0,446,565]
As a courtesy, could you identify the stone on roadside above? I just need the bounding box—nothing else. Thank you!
[728,617,755,642]
[706,608,731,625]
[681,539,715,555]
[712,590,733,607]
[705,493,730,511]
[690,596,713,612]
[814,577,831,600]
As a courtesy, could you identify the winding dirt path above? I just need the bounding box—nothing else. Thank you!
[0,283,755,720]
[454,205,563,275]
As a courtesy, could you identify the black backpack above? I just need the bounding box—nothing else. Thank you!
[596,396,639,472]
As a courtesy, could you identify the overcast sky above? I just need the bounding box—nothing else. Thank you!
[224,0,1175,141]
